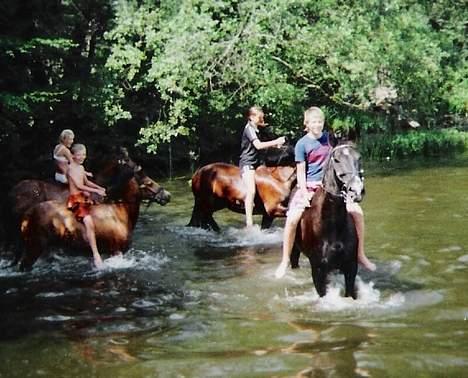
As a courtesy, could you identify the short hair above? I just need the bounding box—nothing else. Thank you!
[59,129,74,143]
[304,106,325,122]
[247,106,264,118]
[71,143,86,154]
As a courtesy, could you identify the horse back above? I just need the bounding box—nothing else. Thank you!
[9,179,68,217]
[192,163,244,202]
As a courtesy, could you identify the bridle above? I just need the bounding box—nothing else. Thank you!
[323,144,363,199]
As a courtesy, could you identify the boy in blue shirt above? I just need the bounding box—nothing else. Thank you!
[275,107,375,278]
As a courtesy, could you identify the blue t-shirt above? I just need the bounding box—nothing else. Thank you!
[294,132,332,182]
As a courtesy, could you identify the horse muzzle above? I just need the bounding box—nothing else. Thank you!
[345,176,364,203]
[153,188,171,206]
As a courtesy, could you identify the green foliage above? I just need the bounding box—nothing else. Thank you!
[103,0,467,154]
[360,129,468,160]
[0,0,466,163]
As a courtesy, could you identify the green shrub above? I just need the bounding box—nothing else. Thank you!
[359,129,468,160]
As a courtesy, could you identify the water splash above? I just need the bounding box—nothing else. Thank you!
[173,224,283,248]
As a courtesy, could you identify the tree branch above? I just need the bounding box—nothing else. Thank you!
[271,55,363,110]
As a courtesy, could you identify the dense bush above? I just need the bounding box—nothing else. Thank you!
[359,129,468,160]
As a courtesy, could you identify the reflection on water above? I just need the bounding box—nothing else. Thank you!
[1,157,468,377]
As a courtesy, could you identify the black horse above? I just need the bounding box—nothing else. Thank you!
[291,143,364,299]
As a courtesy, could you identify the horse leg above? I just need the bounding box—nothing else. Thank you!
[290,243,300,269]
[260,213,274,229]
[206,214,220,232]
[187,200,202,228]
[310,260,328,297]
[19,243,43,272]
[344,264,358,299]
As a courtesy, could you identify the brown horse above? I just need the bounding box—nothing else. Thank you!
[188,161,296,231]
[18,166,171,271]
[290,144,364,299]
[3,147,139,261]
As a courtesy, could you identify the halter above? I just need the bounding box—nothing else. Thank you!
[323,144,362,199]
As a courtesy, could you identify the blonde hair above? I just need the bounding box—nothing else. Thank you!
[304,106,325,122]
[59,129,74,143]
[247,106,264,118]
[71,143,86,154]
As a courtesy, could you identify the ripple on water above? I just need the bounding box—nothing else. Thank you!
[4,247,171,280]
[171,224,283,248]
[38,315,74,322]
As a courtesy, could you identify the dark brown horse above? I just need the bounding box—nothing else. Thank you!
[18,166,171,271]
[3,147,138,261]
[187,161,296,231]
[290,144,364,299]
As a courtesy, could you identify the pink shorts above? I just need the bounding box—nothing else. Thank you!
[286,181,322,217]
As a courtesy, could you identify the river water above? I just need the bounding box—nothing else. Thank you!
[0,157,467,377]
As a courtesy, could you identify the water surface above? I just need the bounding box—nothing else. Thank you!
[1,157,467,377]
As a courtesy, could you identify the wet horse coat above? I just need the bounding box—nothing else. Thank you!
[3,147,138,261]
[188,145,296,231]
[18,168,170,271]
[290,144,364,299]
[188,163,296,231]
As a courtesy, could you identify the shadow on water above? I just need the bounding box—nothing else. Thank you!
[0,249,186,342]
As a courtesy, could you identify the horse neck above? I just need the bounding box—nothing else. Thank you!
[320,168,347,222]
[120,178,141,228]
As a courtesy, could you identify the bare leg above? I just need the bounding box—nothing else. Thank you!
[275,211,302,278]
[242,169,256,227]
[347,203,376,271]
[83,215,104,269]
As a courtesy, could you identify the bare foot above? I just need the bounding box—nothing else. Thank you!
[275,261,289,279]
[358,255,376,271]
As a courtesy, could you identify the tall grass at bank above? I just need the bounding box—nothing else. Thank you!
[359,129,468,160]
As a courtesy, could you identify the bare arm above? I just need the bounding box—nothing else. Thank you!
[296,162,307,191]
[84,175,105,191]
[68,168,105,196]
[252,136,286,150]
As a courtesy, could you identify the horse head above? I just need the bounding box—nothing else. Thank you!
[323,144,364,203]
[134,168,171,206]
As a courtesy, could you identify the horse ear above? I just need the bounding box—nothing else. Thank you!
[329,130,339,147]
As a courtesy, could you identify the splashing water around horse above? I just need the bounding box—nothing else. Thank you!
[18,165,170,271]
[291,143,365,299]
[187,146,296,231]
[3,147,170,268]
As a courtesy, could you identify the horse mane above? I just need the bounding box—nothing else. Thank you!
[262,145,295,167]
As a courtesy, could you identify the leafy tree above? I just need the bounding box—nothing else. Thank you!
[104,0,467,155]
